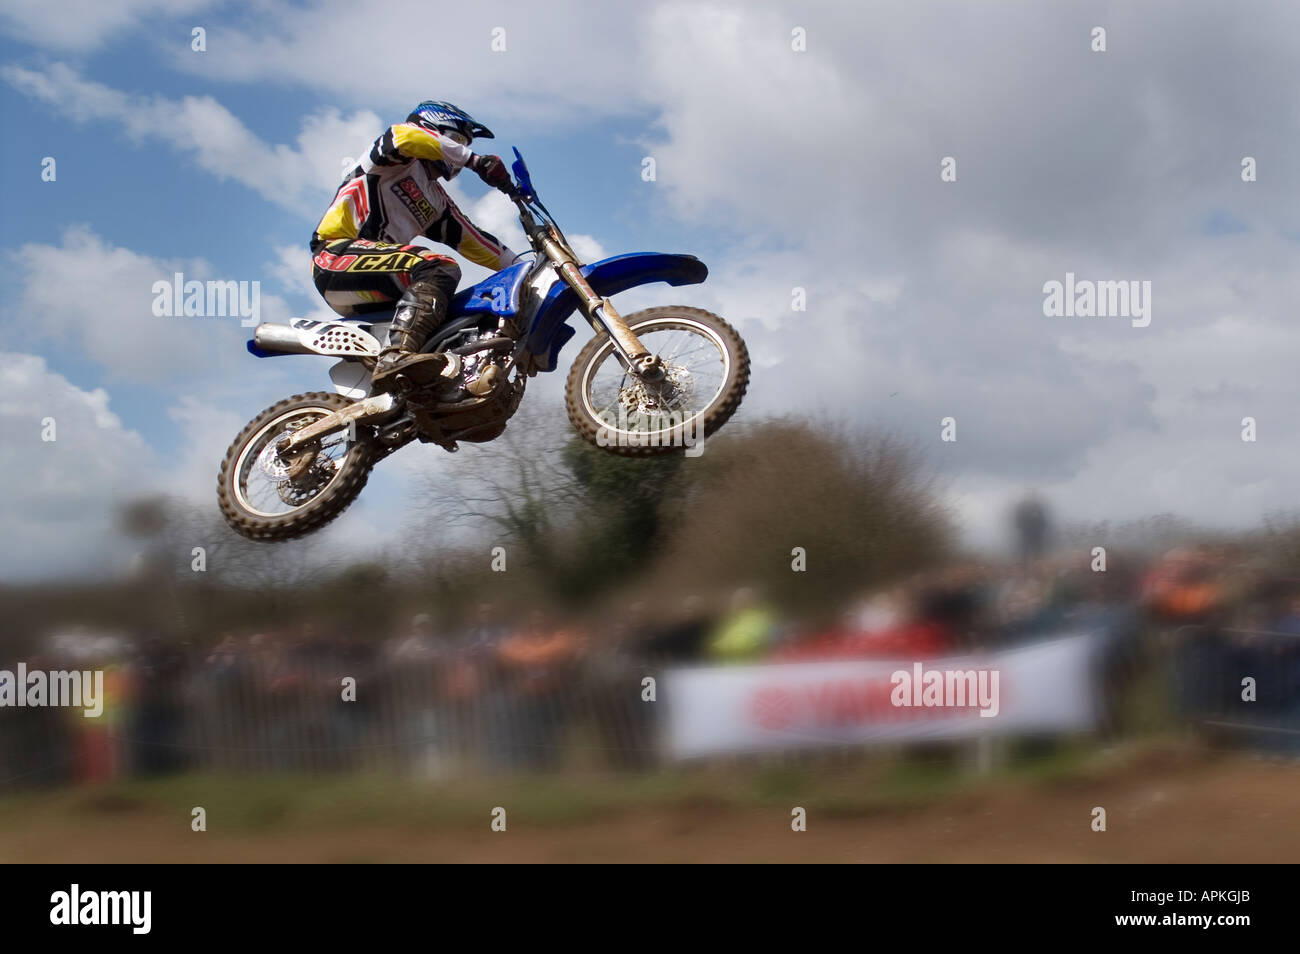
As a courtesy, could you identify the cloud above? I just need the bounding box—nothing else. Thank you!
[156,0,656,128]
[3,63,382,214]
[7,225,290,385]
[0,351,410,579]
[267,245,319,300]
[0,353,155,578]
[618,0,1300,539]
[0,0,208,52]
[443,181,608,270]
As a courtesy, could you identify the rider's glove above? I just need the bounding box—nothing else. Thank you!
[468,154,513,193]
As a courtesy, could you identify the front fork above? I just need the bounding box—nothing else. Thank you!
[546,240,664,381]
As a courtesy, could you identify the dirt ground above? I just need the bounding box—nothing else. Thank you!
[2,747,1296,862]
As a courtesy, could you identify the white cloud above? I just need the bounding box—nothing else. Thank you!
[0,353,155,578]
[157,0,655,128]
[0,0,208,52]
[7,225,290,385]
[635,2,865,238]
[3,63,382,214]
[267,244,319,300]
[0,351,410,579]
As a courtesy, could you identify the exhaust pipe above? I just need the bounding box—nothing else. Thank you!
[252,323,316,355]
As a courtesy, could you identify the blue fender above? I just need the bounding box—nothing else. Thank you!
[525,253,708,369]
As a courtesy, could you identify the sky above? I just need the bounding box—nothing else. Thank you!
[2,0,1299,580]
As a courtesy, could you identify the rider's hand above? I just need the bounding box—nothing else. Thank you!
[468,154,513,193]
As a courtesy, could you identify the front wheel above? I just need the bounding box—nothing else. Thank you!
[565,306,749,456]
[217,392,376,541]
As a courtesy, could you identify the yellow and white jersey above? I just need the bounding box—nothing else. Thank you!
[313,122,516,271]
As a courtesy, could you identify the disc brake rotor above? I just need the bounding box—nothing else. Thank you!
[619,363,693,415]
[255,422,337,504]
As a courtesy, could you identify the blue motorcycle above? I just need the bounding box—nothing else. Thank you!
[218,150,750,540]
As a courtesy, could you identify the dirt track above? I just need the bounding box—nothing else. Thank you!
[3,747,1297,862]
[0,748,1294,868]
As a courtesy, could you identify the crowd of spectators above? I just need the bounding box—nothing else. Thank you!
[5,545,1300,790]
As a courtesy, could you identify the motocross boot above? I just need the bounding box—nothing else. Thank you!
[371,280,454,392]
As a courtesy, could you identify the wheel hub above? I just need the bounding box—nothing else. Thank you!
[257,430,320,483]
[257,424,335,505]
[620,363,692,414]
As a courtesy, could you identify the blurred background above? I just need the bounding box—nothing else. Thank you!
[3,415,1299,861]
[6,0,1300,861]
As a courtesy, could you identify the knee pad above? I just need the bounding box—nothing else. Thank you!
[411,256,461,300]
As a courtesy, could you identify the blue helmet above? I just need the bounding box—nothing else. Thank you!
[407,101,494,141]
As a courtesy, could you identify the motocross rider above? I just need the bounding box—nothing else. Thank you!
[310,101,519,392]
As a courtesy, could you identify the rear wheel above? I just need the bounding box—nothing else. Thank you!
[564,306,749,456]
[217,392,375,541]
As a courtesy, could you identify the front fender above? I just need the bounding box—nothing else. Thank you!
[525,253,708,368]
[580,252,708,298]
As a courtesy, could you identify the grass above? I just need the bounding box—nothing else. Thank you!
[0,735,1148,835]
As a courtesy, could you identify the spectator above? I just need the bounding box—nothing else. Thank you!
[706,586,779,662]
[492,609,584,771]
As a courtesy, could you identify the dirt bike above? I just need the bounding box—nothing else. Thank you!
[218,149,750,541]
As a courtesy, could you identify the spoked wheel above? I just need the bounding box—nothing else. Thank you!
[218,392,376,541]
[565,306,749,455]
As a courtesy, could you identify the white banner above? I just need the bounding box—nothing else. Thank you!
[663,633,1099,758]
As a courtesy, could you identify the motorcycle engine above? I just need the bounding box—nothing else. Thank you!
[447,325,513,397]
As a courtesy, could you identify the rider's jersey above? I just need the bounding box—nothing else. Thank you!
[312,122,518,270]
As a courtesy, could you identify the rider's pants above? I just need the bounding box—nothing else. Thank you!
[310,239,460,318]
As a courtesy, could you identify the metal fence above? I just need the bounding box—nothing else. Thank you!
[1165,624,1300,754]
[0,647,663,788]
[3,622,1299,792]
[178,651,660,776]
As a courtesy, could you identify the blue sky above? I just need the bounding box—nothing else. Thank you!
[4,0,1300,579]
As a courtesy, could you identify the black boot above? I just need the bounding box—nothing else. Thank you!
[371,280,452,391]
